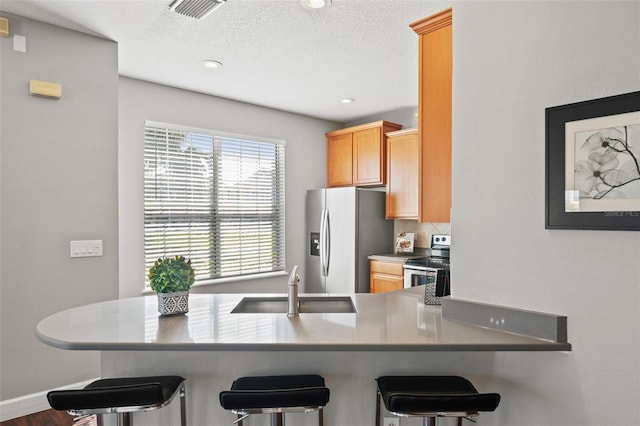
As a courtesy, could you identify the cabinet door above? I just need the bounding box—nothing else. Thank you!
[370,273,404,293]
[386,130,419,219]
[353,127,384,186]
[326,133,353,187]
[369,260,404,293]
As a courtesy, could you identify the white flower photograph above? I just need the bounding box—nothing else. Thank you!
[565,111,640,213]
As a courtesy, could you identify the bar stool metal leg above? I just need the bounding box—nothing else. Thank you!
[269,412,284,426]
[179,384,187,426]
[375,391,381,426]
[116,412,131,426]
[319,407,324,426]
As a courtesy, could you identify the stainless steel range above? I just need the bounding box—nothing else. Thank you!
[403,234,451,305]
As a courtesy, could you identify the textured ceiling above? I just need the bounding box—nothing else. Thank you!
[0,0,450,122]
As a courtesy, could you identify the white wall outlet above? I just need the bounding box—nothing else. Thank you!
[70,240,103,258]
[383,417,400,426]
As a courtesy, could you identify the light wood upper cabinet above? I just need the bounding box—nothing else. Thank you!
[326,121,402,187]
[353,127,384,185]
[411,8,452,223]
[326,132,353,187]
[386,128,419,220]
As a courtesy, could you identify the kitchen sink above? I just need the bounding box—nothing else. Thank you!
[231,296,357,314]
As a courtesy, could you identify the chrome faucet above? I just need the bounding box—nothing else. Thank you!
[287,266,300,317]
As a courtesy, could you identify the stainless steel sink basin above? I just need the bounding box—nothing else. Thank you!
[231,296,357,314]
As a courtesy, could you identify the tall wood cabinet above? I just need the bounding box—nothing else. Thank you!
[385,128,419,220]
[411,8,452,223]
[326,120,402,187]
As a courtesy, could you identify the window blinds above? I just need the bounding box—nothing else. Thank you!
[144,121,285,284]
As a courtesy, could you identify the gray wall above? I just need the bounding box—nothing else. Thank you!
[452,1,640,424]
[0,14,118,399]
[118,77,341,298]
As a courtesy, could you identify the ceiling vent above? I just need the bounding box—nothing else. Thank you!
[169,0,227,20]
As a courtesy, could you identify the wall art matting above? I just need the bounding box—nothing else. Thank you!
[546,91,640,230]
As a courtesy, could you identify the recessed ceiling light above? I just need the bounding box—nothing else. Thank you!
[341,98,355,104]
[302,0,331,9]
[202,60,223,69]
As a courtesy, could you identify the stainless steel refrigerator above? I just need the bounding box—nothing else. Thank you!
[305,187,394,293]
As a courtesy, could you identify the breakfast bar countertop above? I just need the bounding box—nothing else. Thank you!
[35,287,571,352]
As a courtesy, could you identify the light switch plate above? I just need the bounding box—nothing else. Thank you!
[70,240,103,258]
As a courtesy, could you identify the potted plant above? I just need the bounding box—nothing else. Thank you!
[148,255,195,316]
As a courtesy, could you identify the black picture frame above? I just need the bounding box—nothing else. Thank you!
[545,91,640,230]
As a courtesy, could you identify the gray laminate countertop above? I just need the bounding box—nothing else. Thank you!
[35,287,570,352]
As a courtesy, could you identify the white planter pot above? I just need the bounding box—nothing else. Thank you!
[157,291,189,316]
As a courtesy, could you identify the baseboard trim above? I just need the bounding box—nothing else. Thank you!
[0,378,97,422]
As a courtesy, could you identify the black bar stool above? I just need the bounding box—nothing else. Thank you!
[47,375,186,426]
[375,376,500,426]
[219,374,330,426]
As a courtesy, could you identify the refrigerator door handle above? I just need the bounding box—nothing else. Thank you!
[324,209,330,275]
[320,209,330,277]
[319,209,326,276]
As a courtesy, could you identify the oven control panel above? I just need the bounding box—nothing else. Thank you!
[431,234,451,247]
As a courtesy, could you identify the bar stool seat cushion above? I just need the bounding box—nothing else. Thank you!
[47,375,185,411]
[376,376,500,414]
[219,374,330,410]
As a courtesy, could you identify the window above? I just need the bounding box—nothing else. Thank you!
[144,121,285,285]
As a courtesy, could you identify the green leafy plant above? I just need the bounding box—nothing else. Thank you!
[148,255,195,293]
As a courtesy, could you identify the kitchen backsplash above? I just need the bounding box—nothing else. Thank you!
[394,220,451,248]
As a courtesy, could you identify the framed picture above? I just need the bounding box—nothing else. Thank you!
[546,91,640,230]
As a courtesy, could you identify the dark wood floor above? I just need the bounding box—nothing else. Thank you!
[0,410,96,426]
